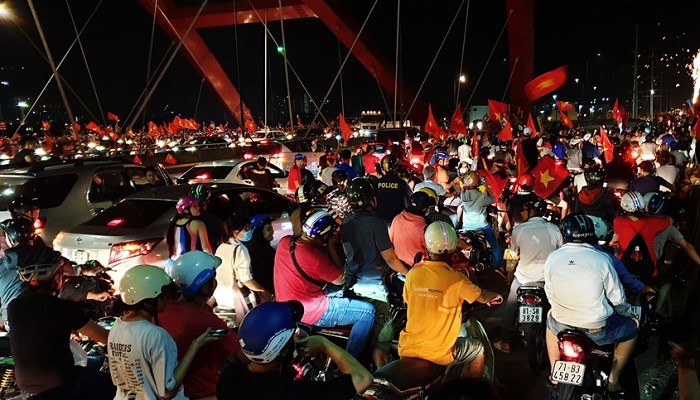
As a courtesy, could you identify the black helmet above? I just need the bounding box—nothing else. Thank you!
[381,154,399,173]
[524,198,547,217]
[9,196,38,218]
[16,245,62,284]
[407,191,431,214]
[295,179,329,204]
[0,217,34,247]
[561,212,596,244]
[346,179,375,210]
[583,167,605,186]
[331,169,349,186]
[188,184,211,202]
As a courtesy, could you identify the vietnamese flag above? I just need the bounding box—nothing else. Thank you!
[132,154,142,164]
[527,113,537,138]
[44,133,54,153]
[556,101,574,112]
[424,104,442,140]
[339,113,353,142]
[612,98,622,125]
[488,99,509,122]
[523,66,567,102]
[471,130,480,158]
[41,121,51,131]
[85,121,105,135]
[449,103,467,136]
[107,112,120,122]
[244,118,256,134]
[148,121,159,138]
[72,122,81,133]
[11,132,21,141]
[479,169,508,200]
[515,139,528,176]
[600,126,614,163]
[164,153,177,165]
[297,116,304,128]
[559,111,573,128]
[530,155,570,199]
[497,121,513,142]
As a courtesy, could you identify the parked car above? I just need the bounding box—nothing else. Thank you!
[176,159,290,195]
[53,183,296,285]
[251,129,287,142]
[0,160,173,243]
[242,140,323,176]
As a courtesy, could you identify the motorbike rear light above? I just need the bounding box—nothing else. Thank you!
[107,218,125,227]
[518,294,542,305]
[559,340,584,361]
[109,237,163,264]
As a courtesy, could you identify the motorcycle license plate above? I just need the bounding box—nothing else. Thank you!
[74,250,87,265]
[630,305,642,320]
[552,361,585,386]
[518,306,542,323]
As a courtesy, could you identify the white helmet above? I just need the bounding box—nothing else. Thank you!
[119,265,174,305]
[523,127,532,136]
[619,191,646,213]
[424,221,457,255]
[166,251,222,297]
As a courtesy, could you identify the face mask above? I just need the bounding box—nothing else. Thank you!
[241,230,253,242]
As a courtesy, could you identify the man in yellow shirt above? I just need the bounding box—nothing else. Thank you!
[399,221,503,379]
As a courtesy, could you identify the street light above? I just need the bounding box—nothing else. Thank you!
[454,75,467,109]
[17,100,28,121]
[0,3,10,19]
[459,75,466,83]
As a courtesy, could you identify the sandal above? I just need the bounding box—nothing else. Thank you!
[493,340,512,353]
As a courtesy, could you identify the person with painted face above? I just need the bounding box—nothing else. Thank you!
[244,214,276,294]
[214,213,273,327]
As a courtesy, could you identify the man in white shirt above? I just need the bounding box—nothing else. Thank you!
[544,213,638,395]
[655,152,678,193]
[494,198,562,353]
[457,137,473,166]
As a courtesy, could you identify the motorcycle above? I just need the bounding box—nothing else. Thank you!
[516,283,550,374]
[60,261,116,320]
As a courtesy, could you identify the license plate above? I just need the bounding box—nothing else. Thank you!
[74,250,87,264]
[630,305,642,320]
[519,306,542,323]
[552,360,585,386]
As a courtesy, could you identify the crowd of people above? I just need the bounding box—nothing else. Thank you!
[0,107,699,400]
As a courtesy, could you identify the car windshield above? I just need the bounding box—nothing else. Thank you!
[244,143,283,155]
[180,166,234,180]
[0,174,78,210]
[83,199,174,229]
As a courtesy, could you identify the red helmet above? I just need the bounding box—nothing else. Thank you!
[517,173,535,190]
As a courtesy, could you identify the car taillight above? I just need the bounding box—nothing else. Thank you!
[518,294,542,305]
[107,218,125,227]
[271,152,284,158]
[244,153,254,160]
[109,237,163,264]
[559,340,584,361]
[195,173,210,180]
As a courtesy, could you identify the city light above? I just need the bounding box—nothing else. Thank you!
[0,3,11,19]
[459,75,466,83]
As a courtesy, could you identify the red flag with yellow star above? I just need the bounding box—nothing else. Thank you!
[497,121,513,142]
[530,155,569,199]
[449,103,467,136]
[527,113,537,138]
[556,101,574,112]
[523,66,567,102]
[339,113,353,142]
[488,99,509,122]
[559,111,573,128]
[600,126,614,163]
[424,104,443,140]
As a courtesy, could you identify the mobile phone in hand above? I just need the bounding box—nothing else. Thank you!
[206,328,230,337]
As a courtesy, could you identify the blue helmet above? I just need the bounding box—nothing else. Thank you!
[302,210,336,239]
[238,301,304,363]
[249,214,273,232]
[643,192,664,215]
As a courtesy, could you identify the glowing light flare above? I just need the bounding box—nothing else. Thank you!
[691,50,700,105]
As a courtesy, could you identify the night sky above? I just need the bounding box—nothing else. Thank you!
[0,0,698,128]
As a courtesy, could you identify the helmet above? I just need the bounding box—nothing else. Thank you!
[619,191,646,213]
[238,301,304,363]
[294,153,305,161]
[119,265,174,305]
[188,185,211,202]
[434,151,449,161]
[302,210,336,239]
[561,212,597,243]
[417,187,439,206]
[295,179,329,204]
[462,171,479,188]
[517,173,535,191]
[166,251,222,297]
[643,192,664,215]
[249,214,273,232]
[346,179,375,210]
[331,169,349,186]
[583,167,605,186]
[176,196,200,214]
[407,191,431,214]
[9,196,39,218]
[0,217,35,247]
[16,245,62,283]
[523,127,532,136]
[587,215,612,240]
[424,221,457,255]
[524,198,547,216]
[381,154,399,172]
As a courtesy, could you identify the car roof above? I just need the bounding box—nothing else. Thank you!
[188,159,247,167]
[127,182,254,201]
[0,159,141,177]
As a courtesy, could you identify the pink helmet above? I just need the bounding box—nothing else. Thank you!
[176,196,200,214]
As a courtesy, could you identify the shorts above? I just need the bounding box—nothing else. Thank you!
[358,296,393,352]
[451,335,484,365]
[546,313,638,346]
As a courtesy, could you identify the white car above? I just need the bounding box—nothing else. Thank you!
[243,140,324,177]
[53,183,295,286]
[176,159,290,195]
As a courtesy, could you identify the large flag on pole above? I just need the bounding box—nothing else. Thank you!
[523,66,568,102]
[448,103,467,136]
[488,99,509,121]
[600,126,614,163]
[424,104,442,139]
[339,113,353,142]
[556,101,574,112]
[497,121,513,142]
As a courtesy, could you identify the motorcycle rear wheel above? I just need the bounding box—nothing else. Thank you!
[522,324,547,374]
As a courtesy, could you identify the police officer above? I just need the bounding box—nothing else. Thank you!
[374,155,412,224]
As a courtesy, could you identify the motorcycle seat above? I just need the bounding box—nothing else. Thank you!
[374,357,446,392]
[298,323,352,339]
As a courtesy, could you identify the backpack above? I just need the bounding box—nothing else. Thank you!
[619,233,655,279]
